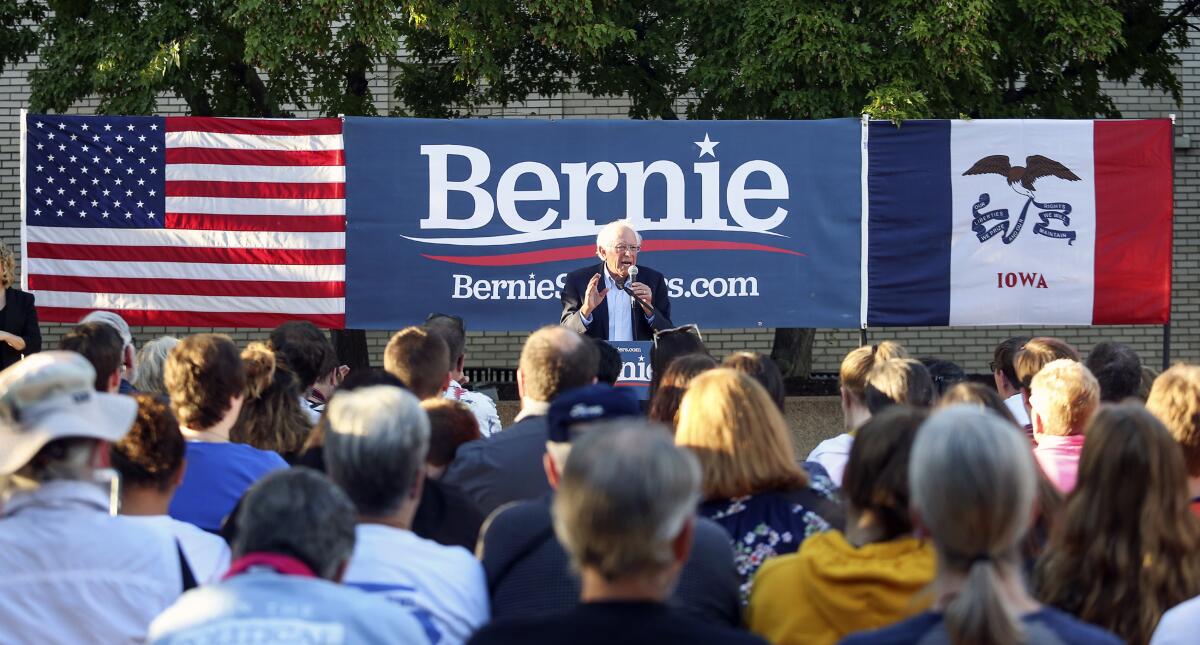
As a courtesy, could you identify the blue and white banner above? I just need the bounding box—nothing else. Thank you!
[344,118,862,330]
[610,341,653,400]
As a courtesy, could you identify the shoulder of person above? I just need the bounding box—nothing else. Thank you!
[1030,607,1124,644]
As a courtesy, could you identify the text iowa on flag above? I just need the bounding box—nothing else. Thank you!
[21,114,346,329]
[866,119,1172,326]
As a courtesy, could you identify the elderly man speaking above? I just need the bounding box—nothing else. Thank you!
[560,220,673,342]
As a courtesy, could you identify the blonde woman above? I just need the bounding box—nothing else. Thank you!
[0,243,40,369]
[676,368,843,604]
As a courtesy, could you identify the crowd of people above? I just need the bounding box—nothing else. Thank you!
[2,299,1200,644]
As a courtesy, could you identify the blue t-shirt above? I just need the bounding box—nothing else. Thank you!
[168,442,287,531]
[840,607,1122,645]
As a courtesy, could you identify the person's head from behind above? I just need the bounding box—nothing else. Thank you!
[842,406,927,542]
[840,341,907,428]
[911,406,1038,645]
[1147,364,1200,483]
[59,322,124,392]
[647,353,718,427]
[992,336,1031,399]
[1037,405,1200,644]
[722,352,785,412]
[267,321,337,392]
[80,311,136,383]
[544,384,643,487]
[920,358,965,399]
[384,326,451,400]
[1028,359,1099,437]
[649,326,708,396]
[109,394,186,509]
[232,343,311,457]
[1086,342,1143,403]
[553,424,700,596]
[937,382,1019,427]
[517,326,598,404]
[864,358,935,414]
[1014,337,1080,404]
[675,368,806,500]
[164,334,247,433]
[421,399,480,479]
[425,314,468,383]
[0,351,136,488]
[324,385,430,524]
[233,468,357,581]
[592,339,622,386]
[132,336,179,396]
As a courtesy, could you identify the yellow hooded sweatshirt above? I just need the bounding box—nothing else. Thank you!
[746,530,935,645]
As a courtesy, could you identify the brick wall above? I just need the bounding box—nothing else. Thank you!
[2,25,1196,375]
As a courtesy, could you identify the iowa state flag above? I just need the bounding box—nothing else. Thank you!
[866,119,1172,326]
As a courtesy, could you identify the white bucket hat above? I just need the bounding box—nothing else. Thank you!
[0,351,137,475]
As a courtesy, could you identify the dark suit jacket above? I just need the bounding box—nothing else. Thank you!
[441,413,553,516]
[559,263,672,341]
[0,288,41,370]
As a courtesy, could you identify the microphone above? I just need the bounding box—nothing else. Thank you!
[628,265,639,284]
[625,265,640,308]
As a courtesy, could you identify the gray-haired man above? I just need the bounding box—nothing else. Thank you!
[469,425,765,645]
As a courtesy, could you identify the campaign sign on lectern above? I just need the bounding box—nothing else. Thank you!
[610,341,652,401]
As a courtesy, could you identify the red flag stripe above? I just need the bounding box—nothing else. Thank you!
[165,180,345,200]
[27,242,345,265]
[166,213,345,233]
[166,117,342,136]
[29,274,344,298]
[166,147,345,167]
[36,306,345,329]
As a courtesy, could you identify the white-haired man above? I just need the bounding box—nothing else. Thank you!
[560,220,672,341]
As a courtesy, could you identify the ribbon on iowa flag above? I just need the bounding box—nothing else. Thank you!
[865,118,1172,327]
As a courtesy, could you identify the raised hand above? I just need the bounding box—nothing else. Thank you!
[581,273,609,317]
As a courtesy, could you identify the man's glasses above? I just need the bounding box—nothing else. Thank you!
[609,244,641,254]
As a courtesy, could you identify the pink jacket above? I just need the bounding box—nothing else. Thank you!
[1033,433,1086,493]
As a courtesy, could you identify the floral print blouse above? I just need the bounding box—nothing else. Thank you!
[698,467,844,605]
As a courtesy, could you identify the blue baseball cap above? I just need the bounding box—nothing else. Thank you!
[547,384,642,443]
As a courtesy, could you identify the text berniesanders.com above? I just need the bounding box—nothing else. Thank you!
[451,274,761,300]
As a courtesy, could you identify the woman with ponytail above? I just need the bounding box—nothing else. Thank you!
[842,406,1119,645]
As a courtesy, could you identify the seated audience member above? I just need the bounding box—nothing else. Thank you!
[0,352,184,644]
[81,310,138,394]
[59,321,124,392]
[1036,405,1200,645]
[423,399,482,479]
[384,326,452,400]
[843,406,1120,645]
[919,358,965,399]
[593,338,622,385]
[480,385,740,627]
[1014,336,1081,419]
[808,341,907,485]
[649,325,710,399]
[864,358,936,413]
[112,394,231,584]
[165,334,287,532]
[469,426,766,645]
[723,352,786,412]
[132,336,179,398]
[444,325,599,515]
[231,343,312,462]
[267,320,339,422]
[1028,359,1100,493]
[1147,364,1200,517]
[992,336,1033,430]
[325,385,489,644]
[0,243,40,370]
[148,469,426,643]
[937,382,1019,425]
[647,353,719,427]
[748,407,935,645]
[675,369,843,603]
[1086,341,1143,402]
[428,314,502,437]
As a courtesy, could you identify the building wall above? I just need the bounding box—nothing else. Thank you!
[0,27,1194,376]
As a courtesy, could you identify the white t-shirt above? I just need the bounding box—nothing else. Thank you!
[1004,392,1032,428]
[343,523,490,645]
[807,433,855,486]
[126,514,231,585]
[444,379,502,438]
[1152,594,1200,644]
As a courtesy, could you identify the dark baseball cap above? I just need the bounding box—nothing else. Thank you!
[547,384,642,443]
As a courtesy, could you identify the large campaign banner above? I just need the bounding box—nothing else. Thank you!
[342,118,863,330]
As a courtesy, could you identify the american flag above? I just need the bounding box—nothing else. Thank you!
[21,114,345,328]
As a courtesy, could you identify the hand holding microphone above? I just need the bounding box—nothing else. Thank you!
[624,265,654,315]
